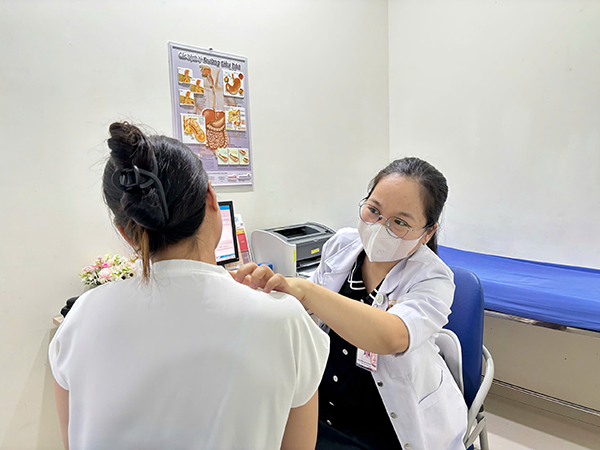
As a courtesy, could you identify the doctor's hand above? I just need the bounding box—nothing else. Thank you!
[233,263,308,303]
[232,263,273,289]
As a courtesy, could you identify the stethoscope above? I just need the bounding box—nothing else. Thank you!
[347,259,382,305]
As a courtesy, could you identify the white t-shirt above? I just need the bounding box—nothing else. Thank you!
[49,260,329,450]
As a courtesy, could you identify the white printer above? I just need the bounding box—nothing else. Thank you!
[251,222,335,277]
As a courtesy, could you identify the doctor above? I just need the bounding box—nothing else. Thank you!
[236,157,467,450]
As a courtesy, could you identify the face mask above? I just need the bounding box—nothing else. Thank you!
[358,220,425,262]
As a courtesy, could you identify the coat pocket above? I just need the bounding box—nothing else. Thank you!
[419,368,468,450]
[417,367,444,408]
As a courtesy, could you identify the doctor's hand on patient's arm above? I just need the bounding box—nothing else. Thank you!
[233,263,309,302]
[234,263,408,354]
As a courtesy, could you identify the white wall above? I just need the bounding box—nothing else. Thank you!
[387,0,600,414]
[388,0,600,269]
[0,1,389,448]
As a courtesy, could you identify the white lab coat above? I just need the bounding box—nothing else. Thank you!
[309,228,467,450]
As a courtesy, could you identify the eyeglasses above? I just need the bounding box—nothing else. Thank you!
[358,199,429,239]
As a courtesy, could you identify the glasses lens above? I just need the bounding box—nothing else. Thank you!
[387,218,410,238]
[359,202,380,224]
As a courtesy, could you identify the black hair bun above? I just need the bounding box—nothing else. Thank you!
[107,122,166,230]
[107,122,151,171]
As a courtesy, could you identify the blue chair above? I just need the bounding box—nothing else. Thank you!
[437,266,494,450]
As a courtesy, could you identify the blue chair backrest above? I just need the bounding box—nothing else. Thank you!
[445,266,485,408]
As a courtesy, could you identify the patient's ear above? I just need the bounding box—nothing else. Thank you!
[206,182,219,212]
[116,223,136,247]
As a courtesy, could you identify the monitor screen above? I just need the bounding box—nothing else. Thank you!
[215,201,239,266]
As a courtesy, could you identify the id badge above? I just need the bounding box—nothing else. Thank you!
[356,348,378,372]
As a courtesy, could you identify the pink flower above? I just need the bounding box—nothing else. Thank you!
[101,263,110,269]
[99,268,112,280]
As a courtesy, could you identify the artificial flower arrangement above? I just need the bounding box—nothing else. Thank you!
[79,254,138,286]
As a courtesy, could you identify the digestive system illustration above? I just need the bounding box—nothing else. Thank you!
[201,66,228,152]
[224,73,243,96]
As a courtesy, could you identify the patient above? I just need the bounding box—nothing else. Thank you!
[49,122,329,449]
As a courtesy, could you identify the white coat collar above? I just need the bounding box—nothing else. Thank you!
[323,234,363,275]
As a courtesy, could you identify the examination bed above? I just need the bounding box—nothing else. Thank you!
[438,246,600,334]
[438,245,600,418]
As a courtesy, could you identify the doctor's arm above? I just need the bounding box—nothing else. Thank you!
[234,264,409,355]
[54,380,70,450]
[294,279,409,355]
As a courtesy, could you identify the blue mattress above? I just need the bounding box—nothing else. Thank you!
[438,246,600,332]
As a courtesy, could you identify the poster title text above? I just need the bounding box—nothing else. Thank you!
[178,52,242,71]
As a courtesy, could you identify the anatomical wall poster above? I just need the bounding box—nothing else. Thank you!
[168,42,254,187]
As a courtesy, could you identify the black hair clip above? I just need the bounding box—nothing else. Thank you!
[112,152,170,223]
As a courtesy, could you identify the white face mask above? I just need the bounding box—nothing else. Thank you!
[358,220,425,262]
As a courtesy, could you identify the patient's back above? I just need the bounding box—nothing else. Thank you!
[49,260,329,450]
